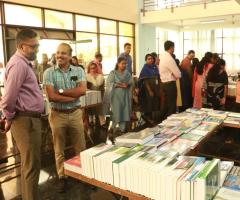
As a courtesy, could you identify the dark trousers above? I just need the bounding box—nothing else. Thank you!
[161,81,177,119]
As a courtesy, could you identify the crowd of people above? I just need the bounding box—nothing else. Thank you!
[1,28,240,200]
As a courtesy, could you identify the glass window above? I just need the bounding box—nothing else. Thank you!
[119,22,134,37]
[99,19,116,34]
[215,29,222,38]
[223,29,234,37]
[75,32,98,67]
[45,10,73,30]
[37,39,76,64]
[76,15,97,32]
[4,4,42,27]
[100,35,117,74]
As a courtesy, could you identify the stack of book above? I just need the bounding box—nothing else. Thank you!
[80,90,102,107]
[224,117,240,125]
[115,128,154,145]
[203,116,225,125]
[80,143,113,178]
[228,112,240,118]
[64,155,82,174]
[189,123,217,137]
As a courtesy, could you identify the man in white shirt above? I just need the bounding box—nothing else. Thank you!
[159,40,181,118]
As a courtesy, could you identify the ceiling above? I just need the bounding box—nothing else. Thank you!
[141,0,240,30]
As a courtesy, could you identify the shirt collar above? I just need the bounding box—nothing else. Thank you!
[54,64,73,72]
[15,50,33,67]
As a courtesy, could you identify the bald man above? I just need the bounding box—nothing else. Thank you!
[43,43,86,192]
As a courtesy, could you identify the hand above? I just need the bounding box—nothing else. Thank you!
[149,90,154,97]
[121,83,128,89]
[2,120,12,134]
[220,98,226,105]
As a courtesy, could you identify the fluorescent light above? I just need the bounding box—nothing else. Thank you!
[200,19,225,24]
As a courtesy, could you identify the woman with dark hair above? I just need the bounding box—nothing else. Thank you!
[86,62,105,126]
[70,56,84,69]
[205,59,228,109]
[193,53,213,108]
[138,54,160,123]
[191,57,200,100]
[103,57,132,132]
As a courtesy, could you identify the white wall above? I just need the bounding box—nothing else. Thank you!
[4,0,138,23]
[135,0,156,75]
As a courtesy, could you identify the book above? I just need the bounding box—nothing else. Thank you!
[180,133,204,141]
[195,159,220,200]
[203,116,224,125]
[189,123,217,136]
[220,161,234,186]
[115,128,154,144]
[228,112,240,118]
[144,137,167,149]
[224,117,240,125]
[64,155,82,174]
[214,187,240,200]
[223,166,240,191]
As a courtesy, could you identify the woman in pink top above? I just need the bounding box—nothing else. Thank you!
[193,54,213,109]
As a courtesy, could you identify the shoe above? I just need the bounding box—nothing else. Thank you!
[58,178,67,193]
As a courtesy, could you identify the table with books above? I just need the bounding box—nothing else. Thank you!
[64,108,240,200]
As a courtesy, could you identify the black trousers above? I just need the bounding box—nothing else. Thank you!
[161,81,177,119]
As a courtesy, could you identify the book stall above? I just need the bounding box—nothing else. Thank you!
[65,108,240,200]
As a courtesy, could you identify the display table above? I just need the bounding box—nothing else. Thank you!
[64,169,150,200]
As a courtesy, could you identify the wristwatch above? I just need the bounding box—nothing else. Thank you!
[58,89,64,94]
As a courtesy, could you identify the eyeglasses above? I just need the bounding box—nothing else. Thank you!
[23,43,40,49]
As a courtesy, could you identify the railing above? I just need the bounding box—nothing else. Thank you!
[143,0,230,12]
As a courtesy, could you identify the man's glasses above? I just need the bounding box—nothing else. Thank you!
[23,43,40,49]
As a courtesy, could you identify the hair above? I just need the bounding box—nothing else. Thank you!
[16,29,38,45]
[164,40,174,51]
[192,58,199,71]
[145,53,154,62]
[212,53,219,60]
[70,56,79,66]
[188,50,195,55]
[124,43,131,48]
[87,61,97,73]
[115,57,126,70]
[196,52,213,75]
[151,52,158,58]
[207,59,226,82]
[95,52,102,58]
[58,43,72,56]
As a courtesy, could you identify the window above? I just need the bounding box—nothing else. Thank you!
[183,30,211,59]
[119,22,134,37]
[100,35,117,74]
[99,19,116,35]
[45,10,73,30]
[4,4,42,27]
[37,39,76,63]
[75,32,98,66]
[76,15,97,32]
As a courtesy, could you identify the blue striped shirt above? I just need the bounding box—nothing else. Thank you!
[43,64,86,110]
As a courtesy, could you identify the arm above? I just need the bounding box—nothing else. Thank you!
[1,63,27,133]
[61,81,86,98]
[169,57,181,79]
[1,63,26,122]
[45,85,77,103]
[145,82,154,97]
